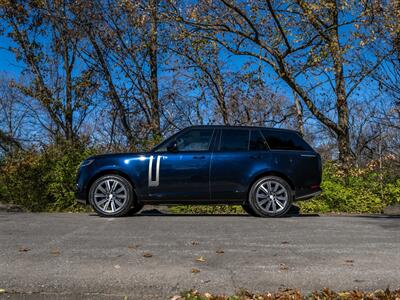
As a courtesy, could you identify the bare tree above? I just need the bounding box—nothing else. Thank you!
[0,0,98,144]
[168,0,392,167]
[72,0,167,149]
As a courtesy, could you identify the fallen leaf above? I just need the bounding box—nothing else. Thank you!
[279,263,289,271]
[338,292,351,297]
[216,249,224,254]
[143,252,153,258]
[196,256,206,262]
[50,250,60,256]
[191,268,200,273]
[0,289,5,294]
[281,241,289,244]
[114,264,121,269]
[19,247,30,252]
[345,259,354,263]
[191,241,199,245]
[204,292,212,298]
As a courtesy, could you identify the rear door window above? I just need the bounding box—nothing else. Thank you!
[249,129,268,151]
[261,130,312,151]
[219,129,250,151]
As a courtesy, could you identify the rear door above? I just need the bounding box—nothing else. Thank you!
[210,128,269,201]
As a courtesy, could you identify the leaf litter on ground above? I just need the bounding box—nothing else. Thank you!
[196,256,206,263]
[171,288,400,300]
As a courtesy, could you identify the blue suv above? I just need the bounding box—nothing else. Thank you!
[76,126,322,217]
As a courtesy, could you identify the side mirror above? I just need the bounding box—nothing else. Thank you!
[167,141,178,152]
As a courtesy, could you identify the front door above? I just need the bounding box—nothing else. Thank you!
[147,128,215,201]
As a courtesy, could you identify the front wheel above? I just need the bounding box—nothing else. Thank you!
[248,176,293,217]
[241,203,258,216]
[89,175,134,217]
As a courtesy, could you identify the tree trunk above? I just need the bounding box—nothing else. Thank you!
[87,31,136,148]
[293,93,304,136]
[64,41,74,143]
[330,0,352,167]
[149,0,161,140]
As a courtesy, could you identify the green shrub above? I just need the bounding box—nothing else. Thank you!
[0,142,97,212]
[298,161,400,213]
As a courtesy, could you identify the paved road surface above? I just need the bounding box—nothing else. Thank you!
[0,211,399,299]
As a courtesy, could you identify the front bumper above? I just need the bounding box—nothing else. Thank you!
[76,197,87,204]
[75,166,89,205]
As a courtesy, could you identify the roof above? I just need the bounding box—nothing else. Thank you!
[186,125,300,133]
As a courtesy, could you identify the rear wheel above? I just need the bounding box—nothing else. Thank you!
[248,176,292,217]
[89,175,134,217]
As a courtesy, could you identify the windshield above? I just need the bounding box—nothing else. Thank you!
[151,130,181,152]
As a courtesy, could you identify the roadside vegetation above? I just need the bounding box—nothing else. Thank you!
[0,145,398,213]
[0,1,399,213]
[173,288,400,300]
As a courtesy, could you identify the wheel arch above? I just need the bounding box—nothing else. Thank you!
[246,170,295,204]
[86,169,138,202]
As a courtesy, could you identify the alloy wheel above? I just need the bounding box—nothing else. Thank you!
[92,178,128,214]
[255,179,289,214]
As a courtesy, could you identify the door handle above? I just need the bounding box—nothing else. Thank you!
[193,156,206,159]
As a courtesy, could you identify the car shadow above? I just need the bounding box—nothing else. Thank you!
[352,214,400,219]
[88,205,320,218]
[136,207,319,218]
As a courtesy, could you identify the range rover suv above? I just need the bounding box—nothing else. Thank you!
[76,126,322,217]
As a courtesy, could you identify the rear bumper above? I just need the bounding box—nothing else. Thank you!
[295,189,322,201]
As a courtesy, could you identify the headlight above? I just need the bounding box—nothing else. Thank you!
[80,159,95,167]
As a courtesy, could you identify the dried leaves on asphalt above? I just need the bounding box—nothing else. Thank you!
[143,252,153,258]
[279,263,289,271]
[18,247,30,252]
[191,268,200,274]
[216,249,224,254]
[171,288,400,300]
[195,256,206,263]
[50,250,61,256]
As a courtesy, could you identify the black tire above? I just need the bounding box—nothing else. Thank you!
[241,203,258,216]
[128,203,144,215]
[89,174,134,217]
[248,176,293,217]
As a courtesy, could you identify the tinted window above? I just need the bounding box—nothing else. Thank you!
[219,129,249,151]
[175,129,213,152]
[262,130,311,151]
[249,129,268,151]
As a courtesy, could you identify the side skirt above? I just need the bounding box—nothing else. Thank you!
[139,199,245,205]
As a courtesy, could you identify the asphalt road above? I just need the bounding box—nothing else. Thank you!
[0,211,399,299]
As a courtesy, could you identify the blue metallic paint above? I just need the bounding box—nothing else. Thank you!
[76,126,322,205]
